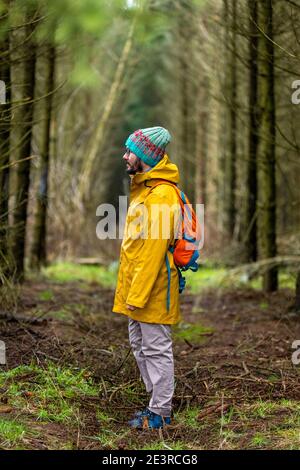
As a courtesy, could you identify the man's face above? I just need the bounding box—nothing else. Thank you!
[123,149,143,175]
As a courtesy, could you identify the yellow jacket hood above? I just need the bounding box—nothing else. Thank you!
[130,153,179,186]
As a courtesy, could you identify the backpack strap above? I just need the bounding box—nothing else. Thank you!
[149,180,192,221]
[165,252,171,311]
[148,180,181,203]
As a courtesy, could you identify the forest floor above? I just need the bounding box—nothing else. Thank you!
[0,265,300,450]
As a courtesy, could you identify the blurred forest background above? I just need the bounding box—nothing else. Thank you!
[0,0,300,294]
[1,0,300,303]
[0,0,300,447]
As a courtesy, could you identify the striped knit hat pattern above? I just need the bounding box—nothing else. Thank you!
[125,126,171,167]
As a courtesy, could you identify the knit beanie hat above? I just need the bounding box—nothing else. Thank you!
[125,126,171,167]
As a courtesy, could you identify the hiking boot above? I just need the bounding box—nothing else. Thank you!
[132,408,150,418]
[129,408,171,429]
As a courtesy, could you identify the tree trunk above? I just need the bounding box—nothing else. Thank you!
[178,3,190,195]
[175,0,197,199]
[12,13,37,281]
[29,46,55,270]
[0,0,12,281]
[224,0,237,238]
[294,271,300,312]
[195,77,209,206]
[257,0,278,292]
[244,0,259,262]
[218,0,229,233]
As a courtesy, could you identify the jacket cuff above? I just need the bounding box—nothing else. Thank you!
[125,296,146,309]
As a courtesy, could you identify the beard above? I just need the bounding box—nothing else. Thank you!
[126,157,144,175]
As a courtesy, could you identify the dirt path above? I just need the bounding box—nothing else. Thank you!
[0,280,299,449]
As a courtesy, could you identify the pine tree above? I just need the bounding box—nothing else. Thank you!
[244,0,259,262]
[29,45,56,270]
[257,0,278,291]
[12,8,37,281]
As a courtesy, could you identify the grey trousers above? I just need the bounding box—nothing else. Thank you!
[128,318,174,417]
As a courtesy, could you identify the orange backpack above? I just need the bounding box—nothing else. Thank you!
[150,180,201,297]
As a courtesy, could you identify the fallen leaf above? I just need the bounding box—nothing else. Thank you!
[0,405,13,413]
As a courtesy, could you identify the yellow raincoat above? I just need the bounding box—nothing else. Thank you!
[112,154,182,325]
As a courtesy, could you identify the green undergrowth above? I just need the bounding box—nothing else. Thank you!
[41,303,92,321]
[185,264,295,293]
[141,441,194,450]
[39,261,295,293]
[90,398,300,450]
[38,289,55,301]
[173,322,213,343]
[42,261,118,287]
[173,399,300,450]
[0,418,29,449]
[1,365,300,449]
[0,362,98,424]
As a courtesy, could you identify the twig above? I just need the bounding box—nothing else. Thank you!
[279,369,286,392]
[112,347,132,376]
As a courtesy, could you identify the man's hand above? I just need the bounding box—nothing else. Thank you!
[126,304,137,311]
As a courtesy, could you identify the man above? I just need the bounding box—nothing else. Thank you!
[112,126,182,429]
